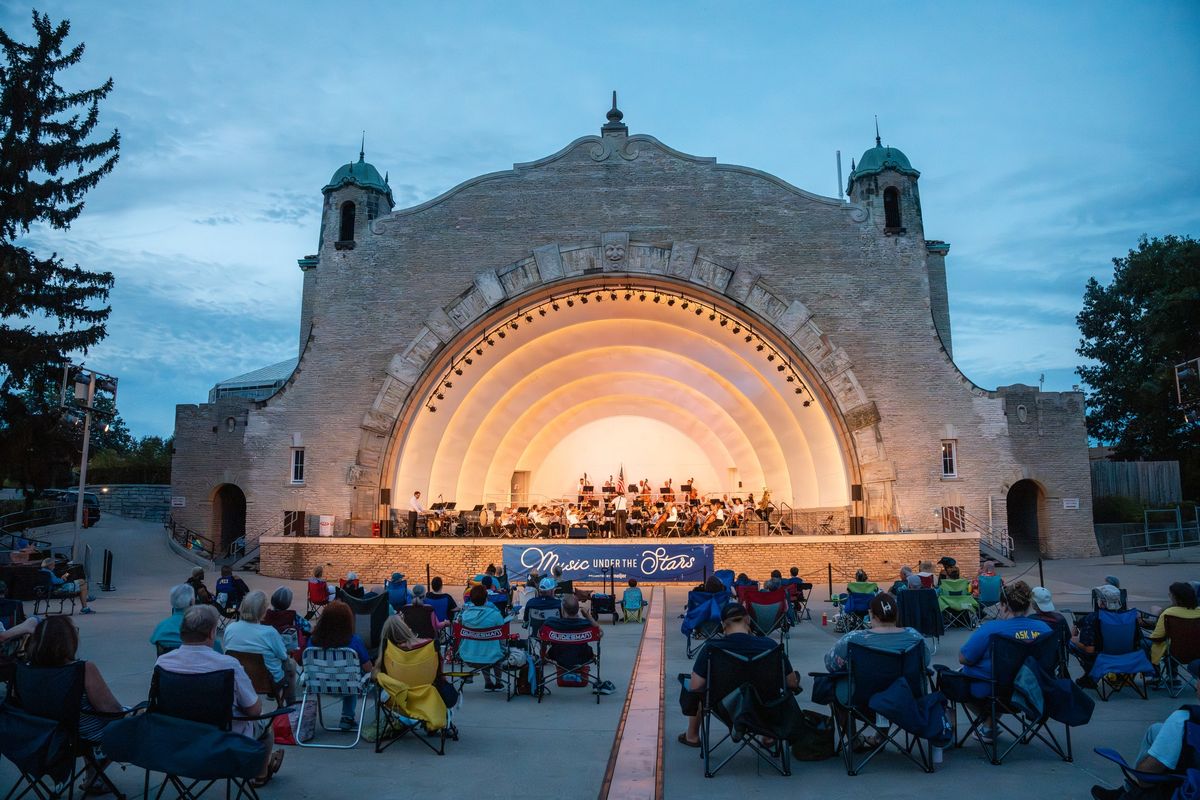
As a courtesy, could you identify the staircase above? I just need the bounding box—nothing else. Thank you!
[956,507,1014,566]
[220,510,302,572]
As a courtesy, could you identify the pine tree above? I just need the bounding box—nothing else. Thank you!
[0,11,119,395]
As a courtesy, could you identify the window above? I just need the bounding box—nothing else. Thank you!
[941,506,966,532]
[366,196,379,221]
[883,186,902,231]
[338,201,356,242]
[940,440,957,478]
[290,448,305,484]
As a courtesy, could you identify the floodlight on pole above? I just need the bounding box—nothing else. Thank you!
[59,364,118,563]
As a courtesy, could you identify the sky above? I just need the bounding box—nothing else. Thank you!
[4,1,1198,438]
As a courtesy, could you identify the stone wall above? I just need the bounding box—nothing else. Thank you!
[85,484,170,522]
[259,532,980,588]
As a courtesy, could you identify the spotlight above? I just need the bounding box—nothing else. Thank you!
[653,295,660,303]
[497,330,505,338]
[767,353,775,361]
[465,357,473,365]
[803,400,811,407]
[444,381,453,388]
[681,301,689,310]
[510,321,518,330]
[610,292,617,301]
[567,299,574,307]
[745,335,753,343]
[487,338,495,346]
[795,388,803,395]
[436,393,444,400]
[625,292,632,300]
[709,313,716,321]
[596,293,603,302]
[539,309,547,317]
[756,344,764,352]
[719,318,728,327]
[786,375,794,382]
[581,295,588,304]
[777,365,785,372]
[639,293,647,302]
[525,315,533,323]
[475,347,483,356]
[552,303,559,311]
[667,298,675,306]
[429,405,437,413]
[455,368,463,376]
[695,308,703,316]
[732,325,740,334]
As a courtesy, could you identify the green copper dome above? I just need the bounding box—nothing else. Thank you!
[322,151,393,204]
[848,143,920,183]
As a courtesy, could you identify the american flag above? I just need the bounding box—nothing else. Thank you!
[616,466,625,494]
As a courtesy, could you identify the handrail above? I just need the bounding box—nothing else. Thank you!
[166,514,216,560]
[227,509,303,559]
[0,504,76,547]
[956,507,1013,560]
[1121,524,1200,563]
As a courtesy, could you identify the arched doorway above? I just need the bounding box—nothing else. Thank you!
[211,484,246,555]
[1007,479,1045,559]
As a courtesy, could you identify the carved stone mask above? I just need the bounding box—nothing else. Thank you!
[604,243,626,262]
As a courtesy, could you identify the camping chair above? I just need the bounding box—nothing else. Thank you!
[526,605,561,640]
[939,633,1074,765]
[535,620,603,704]
[1089,608,1155,700]
[448,620,513,699]
[938,578,979,629]
[262,609,305,658]
[227,651,287,709]
[297,647,371,748]
[783,580,812,622]
[374,640,457,755]
[977,575,1003,620]
[683,590,728,658]
[1,661,132,800]
[815,641,936,775]
[1091,586,1128,612]
[335,588,389,657]
[384,577,409,612]
[1160,616,1200,698]
[1093,746,1187,798]
[31,571,78,616]
[742,588,790,650]
[305,580,330,620]
[834,581,878,632]
[712,570,735,593]
[621,587,646,623]
[699,643,793,777]
[897,588,943,655]
[102,666,285,800]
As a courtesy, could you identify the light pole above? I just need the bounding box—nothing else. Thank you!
[61,365,118,563]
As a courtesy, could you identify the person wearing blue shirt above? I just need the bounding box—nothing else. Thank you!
[458,584,507,691]
[150,584,197,652]
[956,580,1050,743]
[39,558,93,613]
[523,578,562,632]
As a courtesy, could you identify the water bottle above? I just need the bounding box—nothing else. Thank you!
[821,612,828,626]
[933,746,944,767]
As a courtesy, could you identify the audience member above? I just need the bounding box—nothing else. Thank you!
[157,605,284,786]
[971,560,1001,595]
[307,600,374,729]
[39,558,93,614]
[734,573,757,588]
[149,584,196,652]
[384,572,409,609]
[0,612,40,644]
[401,584,446,640]
[340,571,366,599]
[186,566,214,605]
[916,561,935,588]
[544,594,603,669]
[936,556,957,582]
[309,565,333,603]
[784,566,803,586]
[224,590,297,702]
[1030,586,1069,631]
[214,565,249,612]
[1145,582,1200,666]
[890,565,914,594]
[427,576,459,618]
[264,586,311,637]
[700,575,725,595]
[677,603,799,747]
[374,615,458,709]
[457,584,506,691]
[1072,584,1124,686]
[523,577,563,626]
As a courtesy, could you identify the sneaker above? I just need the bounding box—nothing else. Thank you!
[976,726,996,744]
[1090,785,1124,800]
[338,715,355,731]
[594,680,616,695]
[79,607,95,615]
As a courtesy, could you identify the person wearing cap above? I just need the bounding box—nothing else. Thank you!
[523,577,563,627]
[1091,661,1200,800]
[1030,586,1069,631]
[1072,584,1124,686]
[676,602,800,747]
[384,571,409,610]
[936,556,957,582]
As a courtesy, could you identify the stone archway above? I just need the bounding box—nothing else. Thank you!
[211,483,246,555]
[1007,479,1047,559]
[345,238,898,532]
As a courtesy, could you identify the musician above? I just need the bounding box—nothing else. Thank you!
[408,490,425,537]
[731,498,746,527]
[547,506,564,538]
[604,475,614,491]
[686,477,698,502]
[566,505,581,527]
[499,508,516,538]
[613,491,628,537]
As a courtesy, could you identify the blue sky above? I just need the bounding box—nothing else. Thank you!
[5,1,1198,438]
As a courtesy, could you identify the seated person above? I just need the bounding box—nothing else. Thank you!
[1145,581,1200,666]
[374,615,458,710]
[264,586,311,637]
[223,590,298,702]
[306,601,374,729]
[890,565,914,594]
[915,561,935,589]
[621,578,645,613]
[39,558,93,613]
[543,594,602,668]
[956,581,1051,741]
[695,575,726,595]
[523,577,563,629]
[426,576,459,619]
[677,603,799,747]
[936,556,957,582]
[734,573,757,589]
[384,572,409,610]
[339,571,366,599]
[150,584,197,652]
[0,613,40,644]
[309,565,334,604]
[186,566,214,605]
[1030,586,1069,632]
[971,561,1002,596]
[458,584,506,691]
[939,564,962,584]
[783,566,803,586]
[1072,583,1125,685]
[214,565,249,612]
[401,584,447,640]
[157,605,284,787]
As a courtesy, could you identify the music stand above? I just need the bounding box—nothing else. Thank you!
[444,502,456,511]
[471,504,483,512]
[602,486,615,494]
[517,506,529,514]
[589,499,600,508]
[430,502,444,511]
[659,487,671,494]
[680,484,692,493]
[690,498,701,507]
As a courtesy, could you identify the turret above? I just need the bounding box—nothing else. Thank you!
[846,129,922,238]
[320,144,394,252]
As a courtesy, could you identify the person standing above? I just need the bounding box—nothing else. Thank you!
[408,490,424,537]
[614,492,628,538]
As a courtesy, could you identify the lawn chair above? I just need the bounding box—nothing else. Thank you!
[448,620,513,699]
[227,650,287,709]
[104,666,285,800]
[384,576,409,612]
[683,590,728,658]
[621,586,646,623]
[783,580,812,622]
[526,605,561,640]
[296,647,371,748]
[938,578,979,629]
[741,588,790,651]
[1160,616,1200,698]
[426,595,452,625]
[305,580,329,620]
[977,575,1003,620]
[335,588,389,657]
[1091,586,1128,612]
[712,570,735,593]
[374,640,457,755]
[816,641,938,775]
[535,620,603,704]
[897,588,943,654]
[939,633,1077,765]
[1,661,132,799]
[1086,608,1155,700]
[834,581,878,632]
[31,571,78,616]
[699,643,793,777]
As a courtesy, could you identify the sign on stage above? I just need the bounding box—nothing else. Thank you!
[503,543,713,583]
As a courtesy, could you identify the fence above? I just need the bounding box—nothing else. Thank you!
[1091,461,1182,507]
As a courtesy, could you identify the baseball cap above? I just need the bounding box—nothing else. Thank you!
[937,556,957,567]
[1105,576,1121,588]
[538,577,556,591]
[1031,586,1055,612]
[1098,584,1122,610]
[390,572,404,581]
[720,603,748,622]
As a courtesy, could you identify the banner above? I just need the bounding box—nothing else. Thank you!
[502,543,713,584]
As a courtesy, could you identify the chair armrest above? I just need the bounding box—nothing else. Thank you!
[234,704,293,722]
[1094,747,1184,786]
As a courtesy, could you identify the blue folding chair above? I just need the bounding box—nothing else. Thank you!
[1090,608,1155,700]
[683,590,729,658]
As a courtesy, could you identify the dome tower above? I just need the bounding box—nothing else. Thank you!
[846,124,922,238]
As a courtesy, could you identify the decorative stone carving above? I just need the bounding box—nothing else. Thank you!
[533,243,564,282]
[860,460,896,483]
[589,136,640,162]
[627,245,671,275]
[425,308,457,342]
[361,408,393,435]
[725,263,760,303]
[691,258,731,292]
[498,258,540,297]
[601,232,629,266]
[817,347,853,380]
[668,242,698,279]
[473,270,506,308]
[777,299,813,337]
[447,287,489,330]
[844,402,881,431]
[347,463,374,486]
[746,284,787,322]
[385,355,421,386]
[400,326,441,368]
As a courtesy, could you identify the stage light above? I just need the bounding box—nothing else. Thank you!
[464,357,473,365]
[455,368,463,376]
[719,318,727,327]
[803,400,811,407]
[653,295,661,303]
[795,388,803,394]
[497,330,505,339]
[610,292,617,301]
[552,303,559,311]
[709,313,716,321]
[625,292,632,300]
[732,325,740,334]
[567,299,574,307]
[745,335,753,343]
[581,295,588,304]
[756,344,764,351]
[539,309,547,317]
[525,315,533,323]
[596,293,603,302]
[436,393,444,400]
[667,297,675,306]
[639,293,646,302]
[767,354,775,361]
[475,347,483,356]
[786,375,794,382]
[510,321,518,330]
[695,307,703,315]
[428,405,437,413]
[444,381,453,388]
[777,365,785,372]
[681,301,689,309]
[487,338,495,346]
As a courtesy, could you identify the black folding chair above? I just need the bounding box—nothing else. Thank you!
[939,634,1072,765]
[818,641,935,775]
[335,589,389,656]
[897,588,944,654]
[699,644,792,778]
[1,662,130,800]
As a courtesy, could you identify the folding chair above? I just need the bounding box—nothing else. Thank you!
[1091,586,1128,612]
[1160,616,1200,698]
[296,647,371,748]
[742,588,790,651]
[683,590,728,658]
[384,577,409,612]
[1,662,131,800]
[620,587,646,623]
[783,580,812,622]
[335,589,389,657]
[1093,747,1186,798]
[535,620,603,704]
[977,575,1003,621]
[699,643,792,777]
[938,578,979,629]
[940,633,1073,765]
[712,570,735,593]
[833,582,877,632]
[102,666,286,800]
[305,580,329,620]
[448,621,513,699]
[815,640,936,775]
[1084,608,1155,700]
[31,572,77,616]
[374,640,457,755]
[526,605,561,640]
[227,651,287,709]
[897,588,943,655]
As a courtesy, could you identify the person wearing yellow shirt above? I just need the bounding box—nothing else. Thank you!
[1146,582,1200,665]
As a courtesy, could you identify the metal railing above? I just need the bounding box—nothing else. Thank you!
[226,509,303,560]
[166,515,216,560]
[1121,524,1200,563]
[954,507,1014,561]
[0,503,77,545]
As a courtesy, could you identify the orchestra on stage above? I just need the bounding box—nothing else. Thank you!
[392,473,777,539]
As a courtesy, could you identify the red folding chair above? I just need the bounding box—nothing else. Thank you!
[742,588,791,651]
[535,621,604,704]
[449,620,516,699]
[306,580,330,620]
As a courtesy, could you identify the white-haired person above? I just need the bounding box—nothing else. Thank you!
[39,558,93,614]
[223,590,297,702]
[150,584,204,653]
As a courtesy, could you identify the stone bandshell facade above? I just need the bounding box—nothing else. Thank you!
[171,115,1097,562]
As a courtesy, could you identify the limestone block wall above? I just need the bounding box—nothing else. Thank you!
[84,484,170,522]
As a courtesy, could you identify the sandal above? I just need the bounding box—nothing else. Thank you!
[677,732,701,748]
[250,750,285,788]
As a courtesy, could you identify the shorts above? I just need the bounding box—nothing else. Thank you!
[678,673,702,716]
[58,581,79,594]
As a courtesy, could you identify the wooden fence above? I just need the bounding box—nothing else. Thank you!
[1090,460,1182,506]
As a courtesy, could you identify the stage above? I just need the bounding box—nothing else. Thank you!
[259,531,981,587]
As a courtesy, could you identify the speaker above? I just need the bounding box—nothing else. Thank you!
[379,488,391,505]
[568,526,589,539]
[850,515,865,535]
[850,484,863,502]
